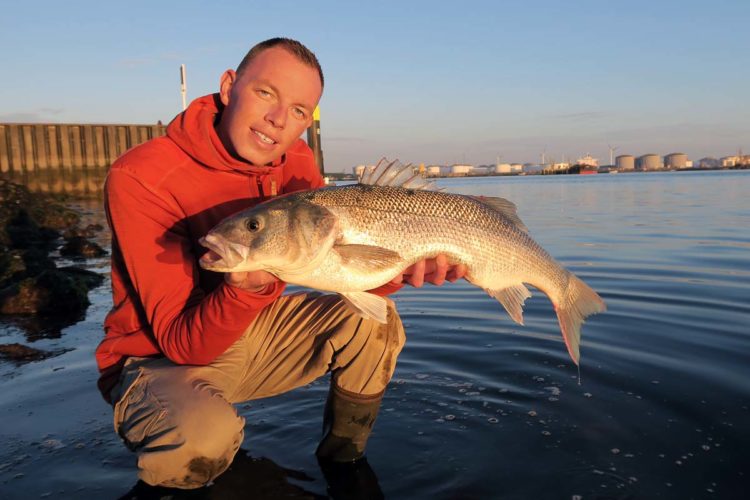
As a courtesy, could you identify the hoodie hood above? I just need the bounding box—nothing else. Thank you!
[167,93,283,175]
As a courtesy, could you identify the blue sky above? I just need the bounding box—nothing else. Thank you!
[1,0,748,172]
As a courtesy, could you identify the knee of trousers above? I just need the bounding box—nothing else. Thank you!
[116,375,245,489]
[333,301,406,396]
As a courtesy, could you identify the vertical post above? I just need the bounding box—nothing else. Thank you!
[180,64,187,111]
[306,105,324,175]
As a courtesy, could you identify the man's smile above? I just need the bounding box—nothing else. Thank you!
[253,129,277,145]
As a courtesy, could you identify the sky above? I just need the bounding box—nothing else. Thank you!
[1,0,748,172]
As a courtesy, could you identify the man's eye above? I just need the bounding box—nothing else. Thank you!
[257,89,271,98]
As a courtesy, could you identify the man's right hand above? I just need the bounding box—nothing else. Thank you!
[225,270,279,293]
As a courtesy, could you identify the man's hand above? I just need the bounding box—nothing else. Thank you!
[225,270,279,292]
[390,254,467,288]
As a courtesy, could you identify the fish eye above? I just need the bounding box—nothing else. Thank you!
[246,219,261,232]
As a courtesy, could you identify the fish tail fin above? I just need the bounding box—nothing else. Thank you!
[554,274,606,365]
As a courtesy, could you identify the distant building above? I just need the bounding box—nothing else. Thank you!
[551,162,570,171]
[523,164,544,174]
[720,155,750,167]
[449,164,473,176]
[637,154,662,170]
[664,153,688,169]
[425,165,442,176]
[495,163,512,174]
[510,163,524,173]
[616,154,635,170]
[698,157,720,169]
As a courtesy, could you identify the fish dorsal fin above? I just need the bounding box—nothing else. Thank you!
[360,158,438,191]
[333,244,403,272]
[485,283,532,324]
[339,292,388,323]
[471,196,529,233]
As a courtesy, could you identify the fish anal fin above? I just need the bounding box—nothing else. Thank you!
[471,196,529,233]
[333,244,403,272]
[486,283,532,325]
[339,292,388,323]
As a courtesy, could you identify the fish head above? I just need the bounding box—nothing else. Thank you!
[199,197,338,275]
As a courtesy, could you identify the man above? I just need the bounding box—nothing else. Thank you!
[98,37,465,489]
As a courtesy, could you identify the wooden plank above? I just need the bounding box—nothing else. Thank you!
[22,125,37,190]
[47,125,60,168]
[59,125,72,169]
[70,126,84,195]
[94,126,107,167]
[83,125,95,167]
[127,125,138,150]
[117,126,128,156]
[71,126,83,167]
[106,125,118,165]
[0,125,9,174]
[137,126,149,144]
[47,126,64,194]
[150,125,161,140]
[34,125,48,169]
[8,125,23,181]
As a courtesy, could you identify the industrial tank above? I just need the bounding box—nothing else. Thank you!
[637,154,661,170]
[664,153,688,169]
[615,155,635,170]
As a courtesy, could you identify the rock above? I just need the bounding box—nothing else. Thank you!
[0,269,101,316]
[60,236,107,258]
[0,343,51,361]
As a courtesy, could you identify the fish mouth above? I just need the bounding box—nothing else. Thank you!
[198,234,249,271]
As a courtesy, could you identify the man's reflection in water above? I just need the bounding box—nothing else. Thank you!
[118,448,384,499]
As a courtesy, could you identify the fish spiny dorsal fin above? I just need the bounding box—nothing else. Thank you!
[359,158,439,191]
[471,196,529,233]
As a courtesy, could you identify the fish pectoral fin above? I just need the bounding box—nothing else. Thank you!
[339,292,388,324]
[470,196,529,233]
[333,244,403,272]
[486,283,532,325]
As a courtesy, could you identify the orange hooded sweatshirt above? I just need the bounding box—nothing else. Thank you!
[96,94,399,401]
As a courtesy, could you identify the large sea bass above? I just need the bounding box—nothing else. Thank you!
[199,160,606,364]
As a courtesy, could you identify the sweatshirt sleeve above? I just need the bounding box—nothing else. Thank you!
[105,168,284,365]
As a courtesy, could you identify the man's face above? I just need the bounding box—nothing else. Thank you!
[216,47,322,166]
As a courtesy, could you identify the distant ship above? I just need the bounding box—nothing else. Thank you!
[579,165,598,175]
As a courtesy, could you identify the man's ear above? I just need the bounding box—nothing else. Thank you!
[219,69,237,106]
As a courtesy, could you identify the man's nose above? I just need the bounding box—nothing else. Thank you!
[265,104,286,129]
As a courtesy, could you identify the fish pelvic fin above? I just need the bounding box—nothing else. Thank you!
[339,292,388,324]
[554,274,607,365]
[360,158,438,191]
[333,244,403,272]
[470,196,529,233]
[486,283,532,325]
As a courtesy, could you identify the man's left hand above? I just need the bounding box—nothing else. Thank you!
[390,254,467,288]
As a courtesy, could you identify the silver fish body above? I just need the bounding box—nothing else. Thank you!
[200,168,606,364]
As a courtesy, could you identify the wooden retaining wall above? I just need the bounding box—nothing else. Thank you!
[0,123,166,197]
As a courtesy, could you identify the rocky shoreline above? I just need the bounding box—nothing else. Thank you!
[0,179,106,362]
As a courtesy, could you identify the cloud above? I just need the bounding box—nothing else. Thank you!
[0,108,66,122]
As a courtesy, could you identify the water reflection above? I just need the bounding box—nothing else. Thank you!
[116,449,386,500]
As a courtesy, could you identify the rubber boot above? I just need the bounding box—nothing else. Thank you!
[315,384,384,463]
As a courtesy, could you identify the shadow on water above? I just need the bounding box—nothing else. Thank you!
[116,449,385,500]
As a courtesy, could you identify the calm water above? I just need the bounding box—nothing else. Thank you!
[1,170,748,499]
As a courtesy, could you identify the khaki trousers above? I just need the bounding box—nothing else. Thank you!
[111,292,405,489]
